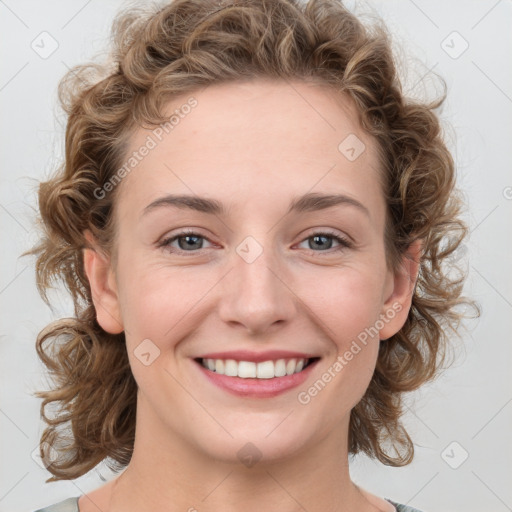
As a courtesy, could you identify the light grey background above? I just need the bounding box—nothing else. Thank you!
[1,1,511,511]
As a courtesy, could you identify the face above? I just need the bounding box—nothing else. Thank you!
[86,79,417,465]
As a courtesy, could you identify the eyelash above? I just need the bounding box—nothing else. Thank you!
[158,229,353,255]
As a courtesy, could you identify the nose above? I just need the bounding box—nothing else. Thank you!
[217,238,297,336]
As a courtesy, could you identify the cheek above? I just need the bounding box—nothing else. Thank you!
[299,265,386,343]
[115,258,221,366]
[115,248,192,327]
[118,276,169,337]
[300,267,384,396]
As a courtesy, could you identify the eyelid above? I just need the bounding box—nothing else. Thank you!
[157,229,215,253]
[295,229,353,252]
[158,228,353,256]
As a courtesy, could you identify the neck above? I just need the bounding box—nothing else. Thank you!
[105,397,387,512]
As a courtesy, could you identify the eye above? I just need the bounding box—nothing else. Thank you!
[158,230,214,254]
[158,229,352,255]
[297,231,352,253]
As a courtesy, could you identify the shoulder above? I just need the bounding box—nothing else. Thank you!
[386,499,426,512]
[32,496,80,512]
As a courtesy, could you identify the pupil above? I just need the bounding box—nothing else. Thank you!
[311,235,331,250]
[180,235,202,250]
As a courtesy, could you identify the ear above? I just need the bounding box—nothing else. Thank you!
[379,238,423,341]
[83,230,124,334]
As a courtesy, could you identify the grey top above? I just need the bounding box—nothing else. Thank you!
[33,497,80,512]
[33,495,425,511]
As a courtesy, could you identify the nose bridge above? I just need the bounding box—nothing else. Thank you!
[218,235,295,334]
[236,238,281,295]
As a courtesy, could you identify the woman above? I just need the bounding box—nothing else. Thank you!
[29,0,477,510]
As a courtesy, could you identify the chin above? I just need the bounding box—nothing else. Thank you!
[190,420,316,467]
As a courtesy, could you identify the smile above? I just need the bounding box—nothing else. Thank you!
[193,355,321,398]
[197,357,319,379]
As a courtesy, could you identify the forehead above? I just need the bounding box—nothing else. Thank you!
[115,79,384,222]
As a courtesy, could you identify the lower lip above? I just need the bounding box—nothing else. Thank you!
[194,359,319,398]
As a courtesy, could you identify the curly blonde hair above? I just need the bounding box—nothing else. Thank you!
[27,0,479,482]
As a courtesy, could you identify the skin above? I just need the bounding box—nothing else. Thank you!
[82,79,421,512]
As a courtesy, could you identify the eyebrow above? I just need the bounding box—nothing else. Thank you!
[142,192,370,218]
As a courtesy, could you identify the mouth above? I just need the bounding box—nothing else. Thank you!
[194,357,320,379]
[192,356,321,398]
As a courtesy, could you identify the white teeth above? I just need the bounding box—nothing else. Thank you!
[224,359,238,377]
[286,358,296,375]
[215,359,224,374]
[257,360,274,379]
[201,357,311,378]
[274,359,287,377]
[238,361,257,378]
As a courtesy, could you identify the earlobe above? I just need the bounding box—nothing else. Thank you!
[379,238,423,340]
[83,230,124,334]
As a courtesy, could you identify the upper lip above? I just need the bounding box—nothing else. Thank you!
[195,350,319,363]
